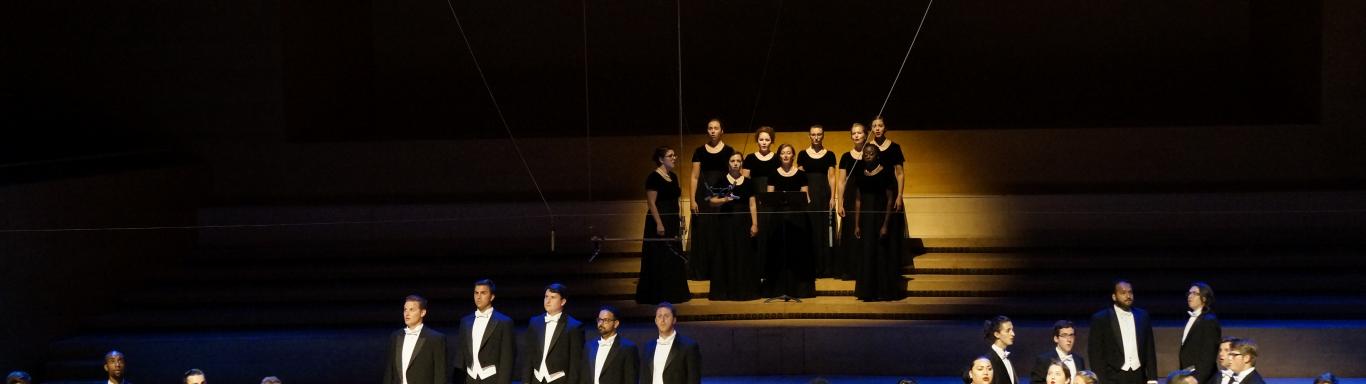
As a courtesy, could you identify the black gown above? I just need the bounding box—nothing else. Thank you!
[636,170,692,304]
[852,165,905,301]
[798,148,837,278]
[689,144,735,280]
[836,150,863,280]
[762,167,815,298]
[707,175,761,301]
[743,152,779,281]
[873,137,908,261]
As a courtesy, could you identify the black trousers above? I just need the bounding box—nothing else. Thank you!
[1106,369,1146,384]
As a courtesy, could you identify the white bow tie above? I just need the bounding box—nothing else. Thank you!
[1060,355,1073,363]
[476,312,491,319]
[405,329,421,336]
[599,340,613,347]
[1189,310,1201,317]
[545,314,561,323]
[1000,350,1010,358]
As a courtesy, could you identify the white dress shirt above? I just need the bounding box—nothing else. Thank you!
[468,307,495,379]
[1056,347,1077,380]
[1182,308,1202,344]
[401,323,424,384]
[652,331,676,384]
[1115,305,1141,371]
[535,312,564,382]
[992,344,1016,384]
[594,334,616,384]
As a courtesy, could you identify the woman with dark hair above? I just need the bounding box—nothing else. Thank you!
[706,152,761,301]
[743,126,779,193]
[635,146,691,304]
[964,356,995,384]
[1044,359,1072,384]
[1179,281,1221,384]
[836,123,868,280]
[763,143,814,299]
[852,145,904,301]
[687,118,735,280]
[798,124,838,278]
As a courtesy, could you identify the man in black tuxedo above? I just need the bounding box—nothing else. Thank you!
[1032,320,1085,384]
[583,305,638,384]
[457,279,516,384]
[641,302,700,384]
[1088,280,1157,384]
[383,295,447,384]
[1179,282,1222,384]
[984,315,1018,384]
[524,283,585,384]
[1223,339,1264,384]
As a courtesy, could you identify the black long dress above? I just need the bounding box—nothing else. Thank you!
[707,175,761,301]
[762,167,815,298]
[836,149,863,280]
[636,170,692,304]
[872,137,908,263]
[798,148,837,278]
[852,164,904,301]
[743,151,779,280]
[689,144,735,280]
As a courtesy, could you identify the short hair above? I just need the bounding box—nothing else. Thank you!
[404,294,428,310]
[260,376,282,384]
[1230,339,1259,365]
[1220,336,1241,345]
[1166,369,1196,384]
[1112,279,1132,293]
[851,123,866,133]
[598,305,621,321]
[777,143,796,158]
[1074,370,1098,384]
[104,350,124,360]
[474,278,496,294]
[651,146,674,166]
[983,315,1011,343]
[1048,358,1073,380]
[1191,281,1215,312]
[708,118,723,127]
[184,368,206,383]
[810,124,824,131]
[657,301,677,317]
[755,126,775,142]
[963,356,991,384]
[545,282,568,300]
[1313,373,1339,384]
[1052,320,1075,337]
[6,371,32,384]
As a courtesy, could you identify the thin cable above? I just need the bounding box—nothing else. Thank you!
[442,0,554,221]
[582,0,593,202]
[876,0,935,118]
[744,0,786,152]
[675,0,684,155]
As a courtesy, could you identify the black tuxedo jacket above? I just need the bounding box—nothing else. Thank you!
[1030,350,1086,384]
[1179,312,1222,384]
[457,309,516,384]
[582,335,639,384]
[641,334,701,384]
[1088,306,1158,382]
[987,349,1018,384]
[383,326,448,384]
[523,314,586,384]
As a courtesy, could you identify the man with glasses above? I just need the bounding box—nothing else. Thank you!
[1179,282,1221,384]
[583,305,639,384]
[1217,336,1242,383]
[1033,320,1086,384]
[1223,339,1265,384]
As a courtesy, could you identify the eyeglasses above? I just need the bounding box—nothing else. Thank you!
[1227,353,1245,357]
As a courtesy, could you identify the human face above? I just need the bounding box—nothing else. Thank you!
[403,300,426,328]
[1112,282,1134,310]
[1187,285,1205,311]
[728,153,744,174]
[596,309,619,338]
[970,358,994,384]
[757,132,773,152]
[104,353,125,380]
[186,374,206,384]
[994,321,1016,347]
[850,125,866,145]
[809,127,824,147]
[1226,349,1252,371]
[654,306,676,336]
[779,145,795,166]
[1218,341,1233,368]
[1054,327,1075,354]
[543,289,566,315]
[660,150,678,170]
[871,118,886,140]
[863,148,878,165]
[707,121,723,143]
[473,284,494,311]
[1046,365,1067,384]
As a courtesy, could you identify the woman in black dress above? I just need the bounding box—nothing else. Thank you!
[706,152,760,301]
[836,123,868,280]
[687,118,734,280]
[869,116,906,213]
[636,146,692,304]
[798,124,838,278]
[764,143,815,299]
[852,145,904,301]
[742,126,778,192]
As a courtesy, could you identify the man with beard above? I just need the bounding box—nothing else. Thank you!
[583,305,638,384]
[1088,280,1157,384]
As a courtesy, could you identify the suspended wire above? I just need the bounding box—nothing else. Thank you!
[441,0,554,221]
[675,0,685,155]
[582,0,593,202]
[876,0,936,119]
[743,0,786,154]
